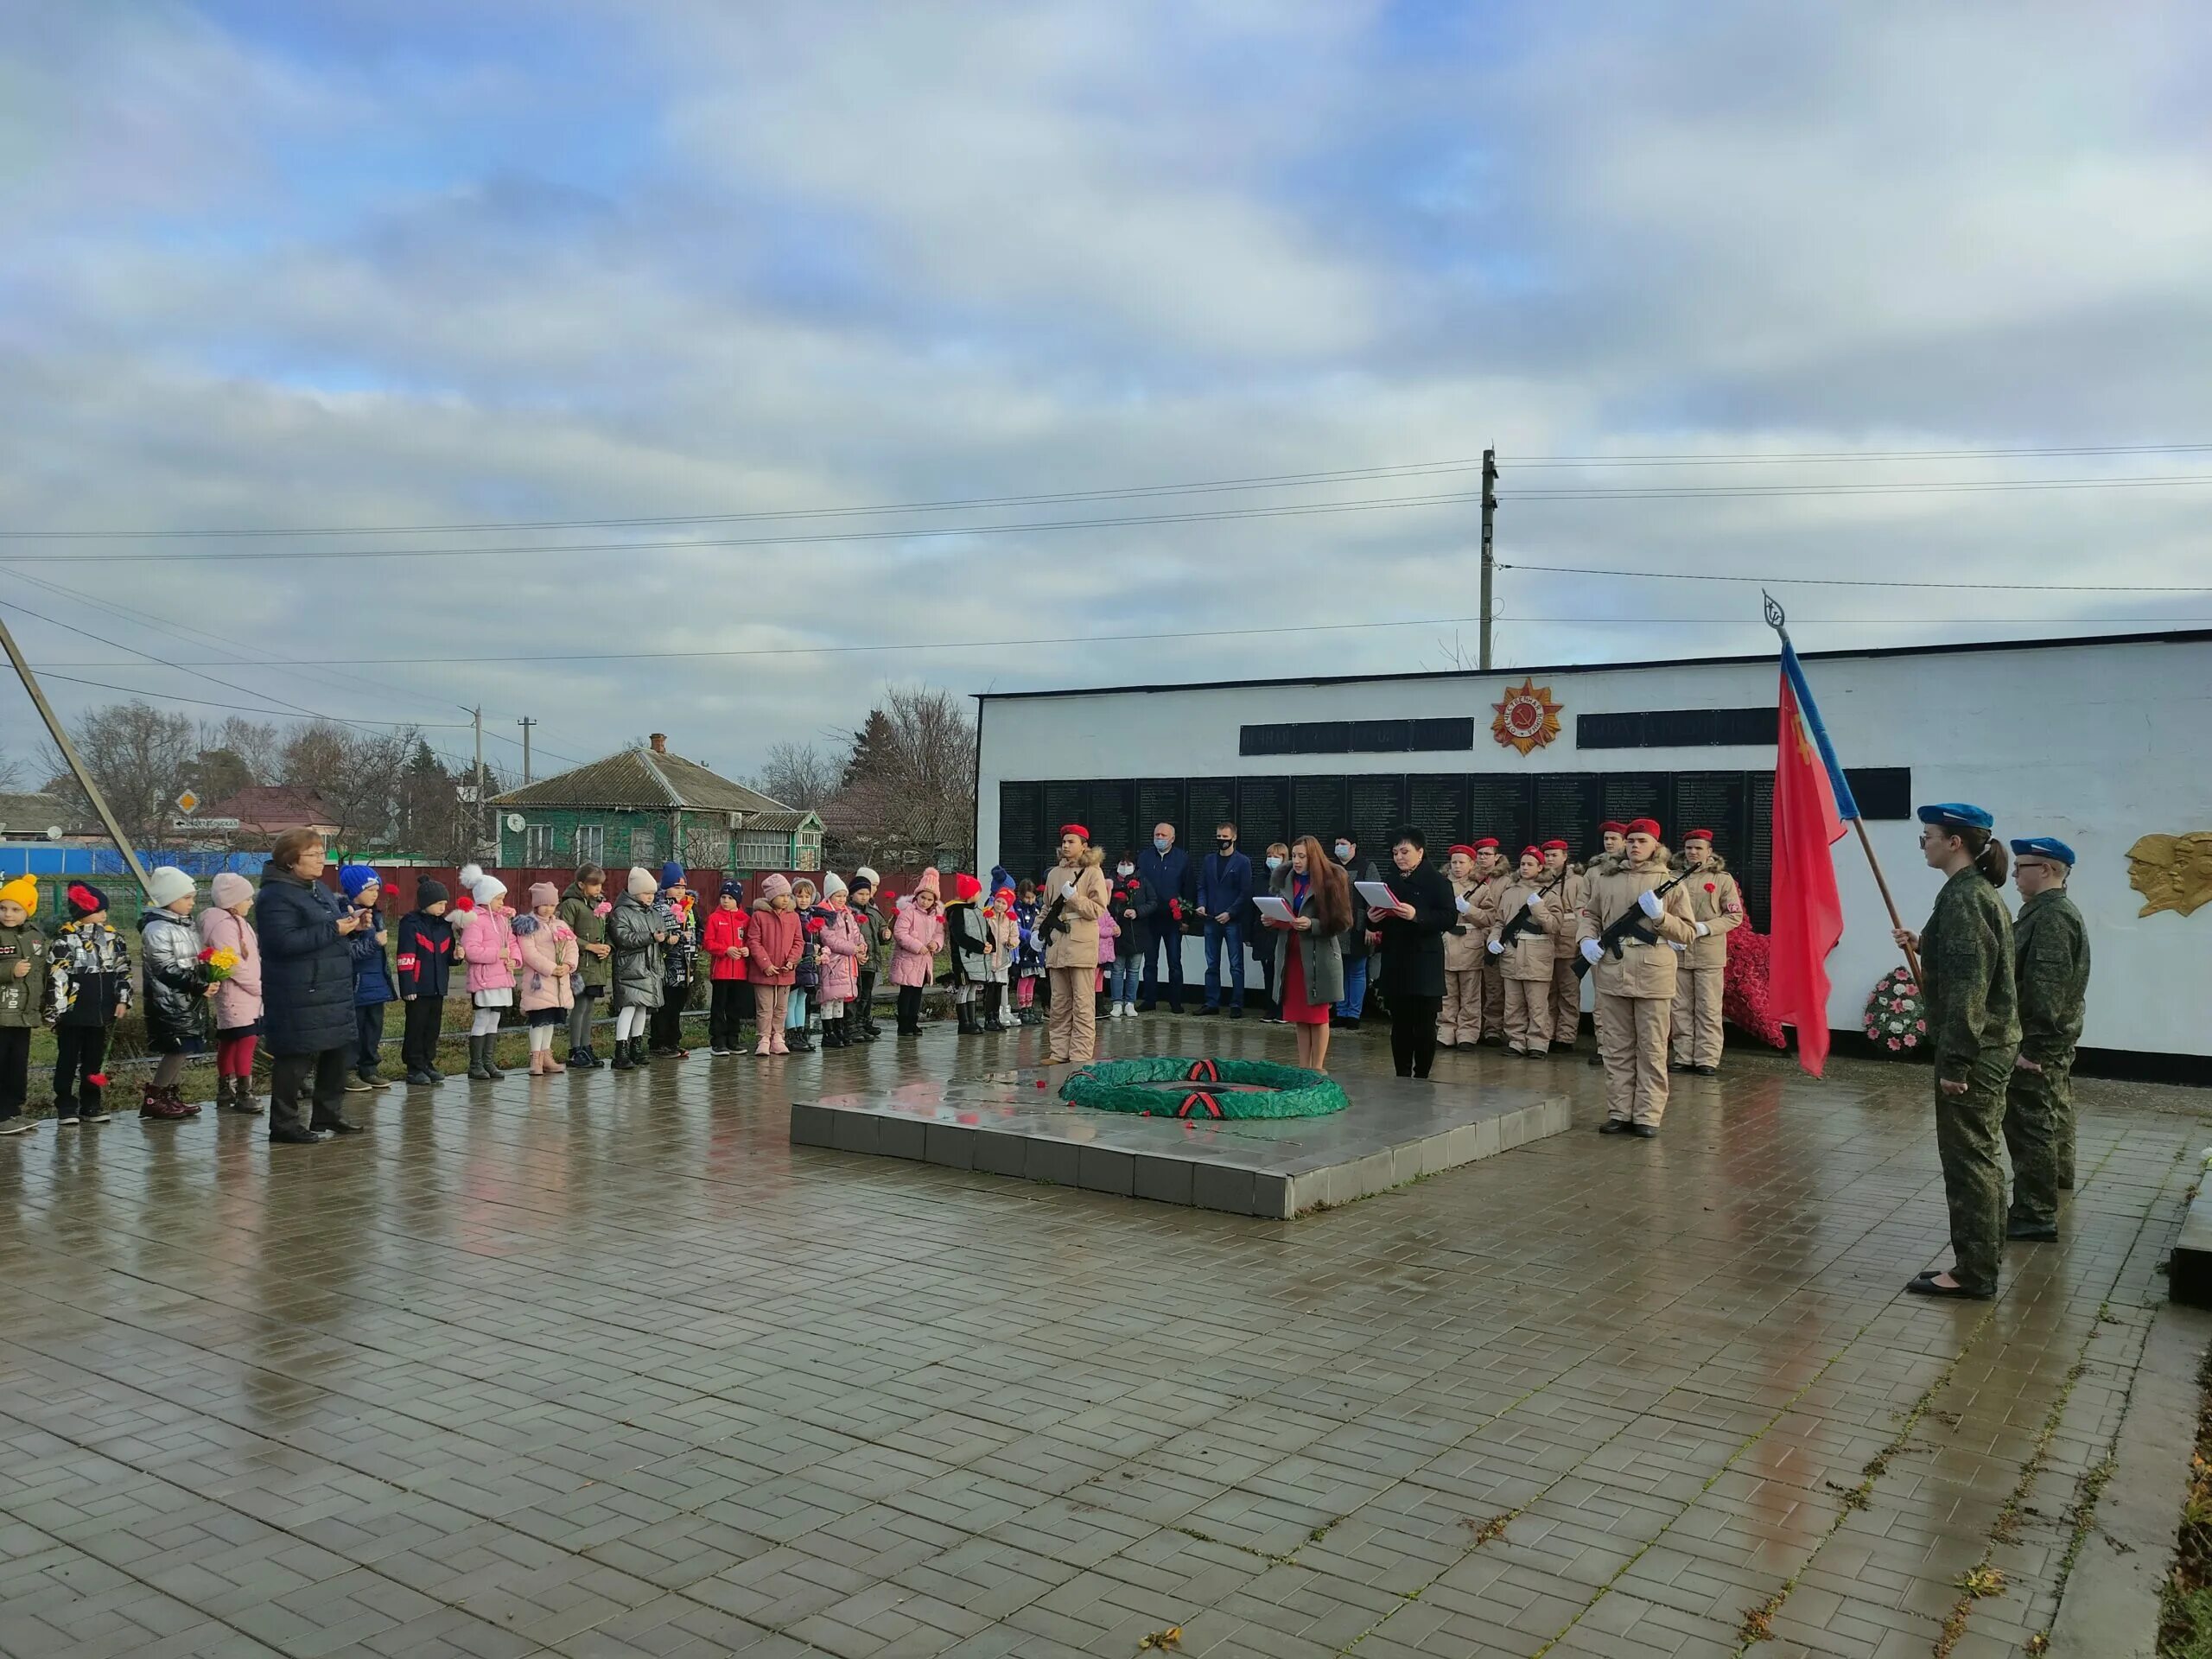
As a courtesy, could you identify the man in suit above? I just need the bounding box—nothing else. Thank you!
[1195,822,1253,1018]
[1135,821,1192,1013]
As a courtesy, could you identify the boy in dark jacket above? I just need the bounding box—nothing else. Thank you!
[339,865,394,1090]
[0,874,45,1135]
[944,874,989,1035]
[45,882,130,1125]
[395,878,454,1085]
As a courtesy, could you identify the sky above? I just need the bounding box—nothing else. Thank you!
[3,1,2209,786]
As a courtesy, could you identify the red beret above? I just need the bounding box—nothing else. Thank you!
[1447,843,1478,859]
[1520,845,1542,861]
[1599,820,1626,835]
[1058,823,1089,840]
[1541,838,1568,852]
[1683,828,1715,842]
[1472,836,1499,850]
[1626,817,1662,839]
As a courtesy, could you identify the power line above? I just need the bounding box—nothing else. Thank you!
[1500,563,2212,593]
[30,670,470,725]
[7,441,2209,540]
[6,470,2209,567]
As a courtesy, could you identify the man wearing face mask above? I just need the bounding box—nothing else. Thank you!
[1135,822,1192,1014]
[1331,833,1380,1030]
[1194,823,1252,1018]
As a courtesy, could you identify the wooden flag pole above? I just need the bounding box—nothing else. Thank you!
[1765,593,1921,985]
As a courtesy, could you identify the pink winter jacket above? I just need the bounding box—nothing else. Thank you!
[891,899,945,988]
[515,917,578,1013]
[816,907,865,1002]
[1096,909,1120,966]
[459,905,518,994]
[196,906,263,1032]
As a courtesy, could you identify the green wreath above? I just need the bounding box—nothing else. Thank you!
[1058,1055,1350,1120]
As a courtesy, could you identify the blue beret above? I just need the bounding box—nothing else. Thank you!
[2009,836,2075,867]
[1916,803,1993,831]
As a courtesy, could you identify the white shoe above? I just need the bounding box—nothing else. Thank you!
[1106,1004,1120,1019]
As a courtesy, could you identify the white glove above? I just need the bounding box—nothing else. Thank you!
[1637,889,1663,919]
[1525,892,1543,912]
[1694,920,1709,938]
[1667,940,1687,952]
[1487,938,1503,956]
[1580,938,1602,965]
[1453,893,1471,914]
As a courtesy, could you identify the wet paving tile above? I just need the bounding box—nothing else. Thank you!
[0,1014,2196,1655]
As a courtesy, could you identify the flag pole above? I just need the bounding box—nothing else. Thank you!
[1764,594,1922,985]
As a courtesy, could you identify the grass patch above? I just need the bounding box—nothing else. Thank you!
[2158,1345,2212,1656]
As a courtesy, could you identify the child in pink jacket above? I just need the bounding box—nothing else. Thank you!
[1095,907,1120,1001]
[813,873,866,1049]
[891,869,945,1036]
[515,882,579,1076]
[197,871,264,1113]
[456,864,518,1081]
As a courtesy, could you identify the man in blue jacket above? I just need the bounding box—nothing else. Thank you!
[1195,821,1252,1018]
[1135,821,1192,1013]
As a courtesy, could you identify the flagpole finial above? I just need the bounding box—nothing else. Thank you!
[1763,590,1788,634]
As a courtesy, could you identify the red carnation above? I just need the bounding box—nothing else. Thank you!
[197,946,216,963]
[87,1073,109,1088]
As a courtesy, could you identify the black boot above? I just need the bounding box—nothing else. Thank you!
[610,1036,634,1071]
[826,1015,849,1049]
[467,1036,494,1080]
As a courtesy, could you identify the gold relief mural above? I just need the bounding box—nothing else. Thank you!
[2126,831,2212,918]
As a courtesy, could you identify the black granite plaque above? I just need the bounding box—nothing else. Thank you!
[1466,775,1534,851]
[1532,773,1605,858]
[1672,772,1749,857]
[1346,775,1408,851]
[1290,775,1349,845]
[1600,772,1671,830]
[998,782,1046,881]
[1407,774,1469,852]
[1135,779,1186,842]
[1186,777,1237,842]
[1087,780,1137,863]
[1744,770,1775,928]
[1238,777,1291,852]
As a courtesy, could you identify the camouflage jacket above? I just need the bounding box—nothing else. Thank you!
[2013,888,2089,1066]
[1918,868,2020,1084]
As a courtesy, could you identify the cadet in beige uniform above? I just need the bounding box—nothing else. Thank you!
[1584,821,1626,1068]
[1489,846,1568,1055]
[1471,838,1509,1042]
[1669,830,1745,1076]
[1039,823,1112,1065]
[1541,839,1582,1052]
[1439,844,1486,1047]
[1577,818,1704,1136]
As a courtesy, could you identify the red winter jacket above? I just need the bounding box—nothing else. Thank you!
[702,905,749,981]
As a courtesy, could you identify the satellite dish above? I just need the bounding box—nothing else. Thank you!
[505,813,525,832]
[45,827,61,842]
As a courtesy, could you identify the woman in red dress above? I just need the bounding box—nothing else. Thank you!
[1262,836,1353,1071]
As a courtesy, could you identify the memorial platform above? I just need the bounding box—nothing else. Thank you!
[789,1064,1569,1216]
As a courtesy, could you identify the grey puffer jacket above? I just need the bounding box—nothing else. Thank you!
[138,907,207,1039]
[608,892,664,1010]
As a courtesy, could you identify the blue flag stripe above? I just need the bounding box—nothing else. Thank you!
[1780,642,1861,821]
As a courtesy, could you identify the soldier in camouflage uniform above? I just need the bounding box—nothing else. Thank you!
[2004,836,2091,1238]
[1893,804,2019,1300]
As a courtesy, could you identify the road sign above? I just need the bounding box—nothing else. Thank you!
[173,817,242,831]
[175,790,200,816]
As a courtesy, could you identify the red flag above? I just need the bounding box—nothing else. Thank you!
[1768,652,1847,1074]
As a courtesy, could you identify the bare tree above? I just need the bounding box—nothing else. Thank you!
[38,700,200,850]
[826,685,976,868]
[280,721,416,853]
[198,716,284,784]
[751,741,842,812]
[0,752,24,793]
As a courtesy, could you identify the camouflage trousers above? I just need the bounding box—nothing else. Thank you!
[1935,1049,2016,1295]
[2004,1053,2074,1228]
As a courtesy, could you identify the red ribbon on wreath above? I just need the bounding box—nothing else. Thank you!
[1176,1090,1223,1118]
[1185,1058,1219,1083]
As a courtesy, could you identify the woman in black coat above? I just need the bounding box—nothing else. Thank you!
[256,829,370,1143]
[1370,827,1458,1078]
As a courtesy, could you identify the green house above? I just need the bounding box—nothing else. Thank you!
[488,734,823,874]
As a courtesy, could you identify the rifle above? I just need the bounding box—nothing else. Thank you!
[1493,873,1567,952]
[1573,868,1689,979]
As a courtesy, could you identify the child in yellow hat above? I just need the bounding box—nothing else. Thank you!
[0,875,46,1135]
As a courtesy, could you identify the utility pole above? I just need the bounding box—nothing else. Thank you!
[473,706,487,857]
[1478,446,1497,671]
[517,716,535,785]
[0,604,155,894]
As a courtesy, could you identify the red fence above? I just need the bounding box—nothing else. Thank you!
[324,865,939,911]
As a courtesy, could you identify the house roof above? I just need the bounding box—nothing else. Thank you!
[0,792,73,836]
[738,809,821,833]
[207,785,341,835]
[490,745,795,817]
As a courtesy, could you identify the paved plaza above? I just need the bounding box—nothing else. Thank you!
[0,1016,2201,1659]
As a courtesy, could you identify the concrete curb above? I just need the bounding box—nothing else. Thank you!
[2049,1300,2212,1657]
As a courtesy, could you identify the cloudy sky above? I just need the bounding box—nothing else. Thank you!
[3,1,2209,785]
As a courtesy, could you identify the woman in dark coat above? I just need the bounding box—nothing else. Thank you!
[255,829,369,1143]
[1370,826,1458,1079]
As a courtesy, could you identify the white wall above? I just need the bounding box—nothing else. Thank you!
[976,637,2212,1058]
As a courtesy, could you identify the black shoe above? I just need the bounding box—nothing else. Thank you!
[313,1117,366,1135]
[610,1043,634,1071]
[1586,1053,1603,1068]
[1669,1060,1694,1074]
[467,1036,493,1081]
[270,1124,323,1145]
[1904,1275,1993,1300]
[1630,1124,1658,1139]
[1135,1001,1157,1014]
[1692,1064,1718,1077]
[406,1070,436,1086]
[1228,1007,1243,1020]
[1192,1006,1217,1018]
[823,1022,849,1050]
[2007,1221,2059,1242]
[1598,1120,1633,1135]
[788,1033,815,1053]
